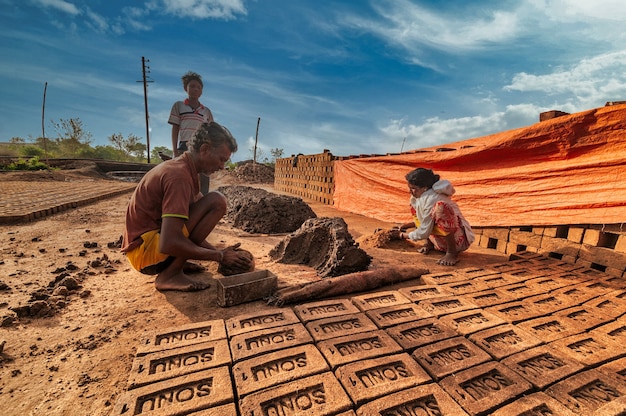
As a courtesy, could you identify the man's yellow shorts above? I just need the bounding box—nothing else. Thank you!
[125,227,189,275]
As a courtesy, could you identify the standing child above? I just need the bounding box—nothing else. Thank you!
[168,71,213,195]
[394,168,475,265]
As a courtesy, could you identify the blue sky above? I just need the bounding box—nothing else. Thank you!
[2,0,626,162]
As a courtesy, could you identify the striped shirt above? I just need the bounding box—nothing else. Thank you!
[168,99,214,145]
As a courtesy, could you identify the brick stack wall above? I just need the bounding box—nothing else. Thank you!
[475,225,626,278]
[274,150,335,205]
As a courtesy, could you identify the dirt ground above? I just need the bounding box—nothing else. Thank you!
[0,165,508,416]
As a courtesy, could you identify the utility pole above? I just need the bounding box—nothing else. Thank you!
[137,57,154,163]
[42,82,49,164]
[253,117,260,163]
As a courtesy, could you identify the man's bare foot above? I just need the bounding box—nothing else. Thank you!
[155,271,210,291]
[437,253,459,266]
[417,242,434,254]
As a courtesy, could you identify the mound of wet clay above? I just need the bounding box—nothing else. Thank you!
[218,185,316,234]
[269,217,372,277]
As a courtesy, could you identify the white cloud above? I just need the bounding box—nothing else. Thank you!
[33,0,80,15]
[380,103,545,151]
[341,0,521,57]
[504,50,626,108]
[160,0,247,20]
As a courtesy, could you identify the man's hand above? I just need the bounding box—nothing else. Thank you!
[219,243,255,276]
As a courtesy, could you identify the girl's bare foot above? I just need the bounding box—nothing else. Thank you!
[417,241,434,254]
[438,253,459,266]
[155,271,210,291]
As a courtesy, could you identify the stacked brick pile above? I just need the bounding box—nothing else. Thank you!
[112,252,626,415]
[475,225,626,278]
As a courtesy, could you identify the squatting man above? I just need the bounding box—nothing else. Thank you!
[121,121,253,291]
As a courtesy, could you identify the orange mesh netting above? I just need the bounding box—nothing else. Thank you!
[333,104,626,227]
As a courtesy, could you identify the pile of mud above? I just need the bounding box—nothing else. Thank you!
[270,217,372,277]
[229,161,274,183]
[218,185,316,234]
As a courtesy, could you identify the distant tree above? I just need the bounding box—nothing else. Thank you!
[108,133,146,161]
[270,148,284,162]
[51,118,93,156]
[151,146,172,163]
[9,137,25,144]
[91,145,125,160]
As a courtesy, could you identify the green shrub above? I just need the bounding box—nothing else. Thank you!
[4,156,50,171]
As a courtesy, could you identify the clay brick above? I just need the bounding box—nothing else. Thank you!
[231,344,329,398]
[421,271,466,285]
[523,293,576,315]
[186,403,237,415]
[592,396,626,416]
[455,267,503,280]
[335,353,431,406]
[365,303,432,328]
[553,283,604,304]
[439,309,507,336]
[293,299,360,323]
[225,308,300,338]
[412,336,492,381]
[497,282,546,300]
[525,275,572,291]
[385,317,459,351]
[317,330,402,369]
[127,339,232,390]
[509,228,543,248]
[549,332,626,366]
[305,312,378,341]
[238,372,353,416]
[486,301,544,324]
[542,227,559,238]
[136,320,227,356]
[491,392,578,416]
[491,258,540,273]
[616,234,626,254]
[501,345,584,390]
[480,227,510,240]
[398,284,450,302]
[567,226,585,243]
[582,228,602,246]
[112,366,233,416]
[505,241,522,255]
[351,290,410,311]
[545,369,626,414]
[579,244,626,269]
[473,272,520,288]
[556,306,614,331]
[229,323,313,362]
[355,384,469,416]
[584,294,626,319]
[597,356,626,384]
[418,296,479,317]
[469,324,542,360]
[464,289,514,308]
[602,275,626,289]
[516,315,580,342]
[540,235,580,257]
[591,320,626,348]
[440,279,489,296]
[508,250,544,261]
[439,362,532,416]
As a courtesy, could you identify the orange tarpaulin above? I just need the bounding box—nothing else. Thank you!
[333,104,626,227]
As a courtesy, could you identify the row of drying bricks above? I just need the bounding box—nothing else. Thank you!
[112,256,626,415]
